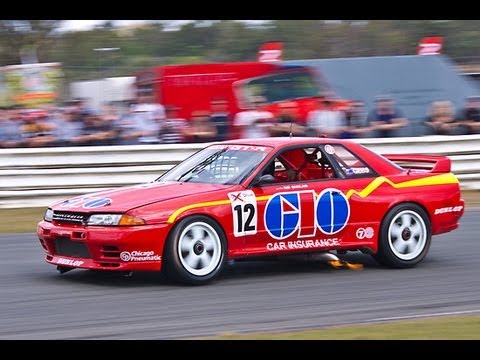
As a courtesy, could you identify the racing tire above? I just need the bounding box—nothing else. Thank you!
[373,203,431,268]
[164,215,227,285]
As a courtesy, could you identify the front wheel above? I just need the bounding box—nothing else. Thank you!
[164,215,227,285]
[374,203,431,268]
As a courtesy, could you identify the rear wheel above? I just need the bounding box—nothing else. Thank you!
[374,203,431,268]
[164,215,227,285]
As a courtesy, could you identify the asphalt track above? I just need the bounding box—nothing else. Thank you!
[1,209,479,339]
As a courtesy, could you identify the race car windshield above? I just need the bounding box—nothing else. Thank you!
[157,146,270,185]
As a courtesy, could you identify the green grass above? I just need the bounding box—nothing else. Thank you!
[0,207,45,233]
[207,315,480,340]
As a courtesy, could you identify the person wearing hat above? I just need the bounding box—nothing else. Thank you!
[366,95,409,138]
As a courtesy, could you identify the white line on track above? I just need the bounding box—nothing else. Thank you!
[370,309,480,322]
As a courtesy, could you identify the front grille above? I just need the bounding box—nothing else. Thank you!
[54,237,91,258]
[52,211,89,225]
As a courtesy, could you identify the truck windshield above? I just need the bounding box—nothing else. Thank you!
[245,70,322,103]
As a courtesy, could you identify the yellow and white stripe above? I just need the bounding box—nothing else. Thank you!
[167,173,458,223]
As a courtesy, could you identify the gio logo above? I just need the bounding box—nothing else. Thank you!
[264,189,350,240]
[60,196,111,209]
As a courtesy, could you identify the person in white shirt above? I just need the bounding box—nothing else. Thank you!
[233,96,274,139]
[306,98,347,138]
[128,95,166,144]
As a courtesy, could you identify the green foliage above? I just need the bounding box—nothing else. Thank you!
[2,20,480,87]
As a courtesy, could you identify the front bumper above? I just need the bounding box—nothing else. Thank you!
[37,220,170,272]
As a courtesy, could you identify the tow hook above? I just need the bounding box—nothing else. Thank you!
[57,266,74,274]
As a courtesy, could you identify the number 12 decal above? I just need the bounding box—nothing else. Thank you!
[228,190,258,237]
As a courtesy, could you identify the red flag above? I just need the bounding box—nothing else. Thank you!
[417,36,443,55]
[258,42,284,62]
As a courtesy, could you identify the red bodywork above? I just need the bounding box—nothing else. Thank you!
[37,138,464,273]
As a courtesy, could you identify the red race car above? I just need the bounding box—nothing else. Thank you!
[37,137,464,285]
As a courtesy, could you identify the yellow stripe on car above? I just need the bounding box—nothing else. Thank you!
[167,173,458,223]
[345,173,458,199]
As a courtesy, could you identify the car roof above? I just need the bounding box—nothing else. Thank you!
[217,136,403,177]
[218,136,352,149]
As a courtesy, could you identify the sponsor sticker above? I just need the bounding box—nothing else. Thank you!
[228,190,258,237]
[350,167,370,174]
[210,144,269,152]
[356,227,374,239]
[60,196,111,209]
[324,145,335,155]
[120,251,161,262]
[264,188,350,240]
[53,257,84,267]
[267,238,340,251]
[434,206,463,215]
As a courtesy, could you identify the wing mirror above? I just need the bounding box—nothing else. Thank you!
[252,174,275,187]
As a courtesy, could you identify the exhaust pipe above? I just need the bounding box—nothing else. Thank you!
[313,252,364,270]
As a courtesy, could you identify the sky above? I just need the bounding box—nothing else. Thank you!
[57,20,270,32]
[57,20,189,32]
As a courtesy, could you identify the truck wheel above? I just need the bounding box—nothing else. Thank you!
[374,203,431,268]
[164,215,226,285]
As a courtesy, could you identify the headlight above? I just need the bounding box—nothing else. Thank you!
[44,208,53,222]
[86,214,145,226]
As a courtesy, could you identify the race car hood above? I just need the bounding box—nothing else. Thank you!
[51,181,232,213]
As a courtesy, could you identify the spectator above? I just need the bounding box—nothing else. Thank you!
[341,100,371,138]
[115,104,144,145]
[75,111,118,146]
[19,109,59,147]
[367,95,409,137]
[50,107,85,146]
[306,97,347,138]
[233,96,274,139]
[210,97,231,142]
[456,96,480,135]
[127,95,166,144]
[270,101,305,137]
[424,100,458,135]
[158,105,188,144]
[71,98,95,124]
[183,110,217,143]
[101,102,120,123]
[0,106,21,148]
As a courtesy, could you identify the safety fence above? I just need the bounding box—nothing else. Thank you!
[1,135,479,208]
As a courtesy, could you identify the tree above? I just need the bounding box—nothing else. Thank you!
[0,20,62,65]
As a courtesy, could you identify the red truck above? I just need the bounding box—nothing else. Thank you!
[134,59,350,139]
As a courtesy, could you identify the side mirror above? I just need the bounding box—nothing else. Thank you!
[252,174,275,187]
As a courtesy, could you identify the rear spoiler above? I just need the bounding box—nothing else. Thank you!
[382,154,451,173]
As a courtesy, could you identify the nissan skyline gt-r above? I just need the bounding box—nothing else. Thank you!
[37,137,465,285]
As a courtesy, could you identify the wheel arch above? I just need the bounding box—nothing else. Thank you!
[381,200,431,229]
[163,211,229,258]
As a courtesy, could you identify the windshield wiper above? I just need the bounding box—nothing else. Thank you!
[177,149,227,182]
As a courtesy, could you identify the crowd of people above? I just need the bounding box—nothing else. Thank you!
[1,94,479,149]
